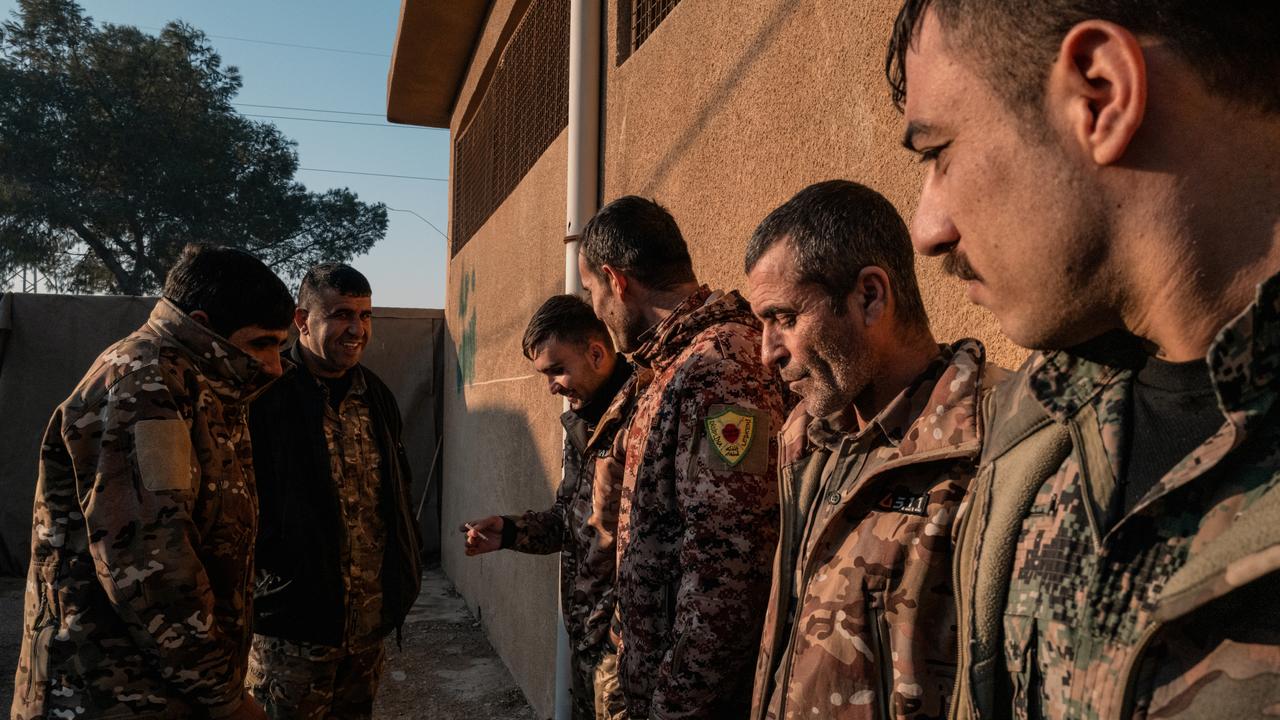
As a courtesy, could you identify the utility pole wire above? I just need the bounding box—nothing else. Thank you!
[242,113,432,130]
[298,167,447,182]
[140,27,390,57]
[234,102,385,117]
[387,207,449,240]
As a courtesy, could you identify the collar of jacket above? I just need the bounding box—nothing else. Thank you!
[803,340,993,466]
[1027,271,1280,435]
[561,358,636,454]
[630,285,760,370]
[146,298,283,402]
[787,339,992,469]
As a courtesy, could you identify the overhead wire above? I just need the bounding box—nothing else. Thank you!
[298,168,447,182]
[139,26,390,58]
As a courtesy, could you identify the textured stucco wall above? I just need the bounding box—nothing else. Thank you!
[440,2,569,715]
[603,0,1024,368]
[440,1,1028,717]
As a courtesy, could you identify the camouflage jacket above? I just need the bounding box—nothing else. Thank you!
[952,275,1280,720]
[12,299,278,720]
[751,340,1006,720]
[615,286,786,719]
[502,359,648,657]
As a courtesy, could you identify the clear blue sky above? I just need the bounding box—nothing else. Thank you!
[1,0,450,308]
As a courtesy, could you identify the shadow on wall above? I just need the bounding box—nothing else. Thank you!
[636,1,804,196]
[441,301,563,716]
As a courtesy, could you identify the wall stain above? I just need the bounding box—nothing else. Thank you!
[456,267,478,392]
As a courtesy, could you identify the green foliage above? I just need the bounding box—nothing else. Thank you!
[0,0,388,295]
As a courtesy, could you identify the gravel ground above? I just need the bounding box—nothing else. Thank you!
[0,568,538,719]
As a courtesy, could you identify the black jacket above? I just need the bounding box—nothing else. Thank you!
[249,344,423,646]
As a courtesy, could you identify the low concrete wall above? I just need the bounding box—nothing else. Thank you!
[0,293,445,577]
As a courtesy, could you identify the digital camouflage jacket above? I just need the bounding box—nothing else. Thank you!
[751,340,1005,720]
[12,300,278,720]
[503,360,647,657]
[952,275,1280,720]
[615,286,786,719]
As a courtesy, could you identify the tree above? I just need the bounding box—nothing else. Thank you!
[0,0,388,295]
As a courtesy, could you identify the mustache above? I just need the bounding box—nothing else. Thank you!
[942,251,981,282]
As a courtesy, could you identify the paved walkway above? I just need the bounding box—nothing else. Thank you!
[0,568,537,719]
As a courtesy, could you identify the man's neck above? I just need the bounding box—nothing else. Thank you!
[853,332,941,429]
[1119,112,1280,362]
[636,281,703,331]
[298,342,346,379]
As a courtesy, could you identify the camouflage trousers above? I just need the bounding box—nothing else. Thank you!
[246,634,386,720]
[573,642,628,720]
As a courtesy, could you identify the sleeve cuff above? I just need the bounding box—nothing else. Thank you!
[500,516,517,549]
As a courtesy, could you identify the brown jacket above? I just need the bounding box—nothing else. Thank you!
[752,340,1006,720]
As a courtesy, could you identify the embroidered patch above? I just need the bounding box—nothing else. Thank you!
[877,490,929,517]
[705,408,756,467]
[134,419,194,492]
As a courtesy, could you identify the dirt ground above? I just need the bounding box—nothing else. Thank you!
[0,568,539,719]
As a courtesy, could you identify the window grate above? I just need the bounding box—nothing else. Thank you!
[633,0,681,49]
[452,0,570,256]
[619,0,682,63]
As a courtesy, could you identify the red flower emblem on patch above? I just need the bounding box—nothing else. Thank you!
[721,423,740,443]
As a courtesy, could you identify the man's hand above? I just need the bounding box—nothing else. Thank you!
[459,515,504,556]
[227,693,268,720]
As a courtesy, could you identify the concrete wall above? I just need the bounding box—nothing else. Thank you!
[438,0,1028,716]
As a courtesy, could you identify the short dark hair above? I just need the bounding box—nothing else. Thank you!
[579,196,696,291]
[886,1,1280,118]
[163,243,294,338]
[298,263,372,310]
[522,294,613,360]
[744,180,928,330]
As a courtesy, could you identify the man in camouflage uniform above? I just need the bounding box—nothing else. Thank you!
[461,294,647,720]
[247,264,422,719]
[12,244,293,720]
[889,2,1280,717]
[745,180,1007,720]
[578,196,786,719]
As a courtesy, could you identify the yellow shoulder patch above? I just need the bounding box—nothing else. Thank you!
[705,407,756,467]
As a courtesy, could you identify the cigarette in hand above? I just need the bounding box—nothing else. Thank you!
[465,523,489,542]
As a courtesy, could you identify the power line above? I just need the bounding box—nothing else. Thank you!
[140,26,390,58]
[388,207,448,240]
[234,102,384,118]
[243,113,432,130]
[298,167,447,182]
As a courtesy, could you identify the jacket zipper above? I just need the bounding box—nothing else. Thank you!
[1118,621,1162,718]
[870,604,895,720]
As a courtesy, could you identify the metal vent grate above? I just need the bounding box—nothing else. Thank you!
[452,0,570,256]
[633,0,681,49]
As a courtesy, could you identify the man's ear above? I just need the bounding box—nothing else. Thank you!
[190,309,211,328]
[294,307,310,334]
[601,264,630,299]
[1048,20,1147,166]
[853,267,891,326]
[587,339,609,369]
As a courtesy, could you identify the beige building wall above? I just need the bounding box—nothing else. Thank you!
[438,0,1027,716]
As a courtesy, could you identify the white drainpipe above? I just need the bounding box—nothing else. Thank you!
[556,1,601,719]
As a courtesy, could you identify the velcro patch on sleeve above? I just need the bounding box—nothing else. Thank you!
[701,404,770,475]
[134,419,195,492]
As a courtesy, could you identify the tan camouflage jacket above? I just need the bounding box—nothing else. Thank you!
[503,360,649,658]
[12,299,277,720]
[952,274,1280,720]
[615,286,786,720]
[750,340,1004,720]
